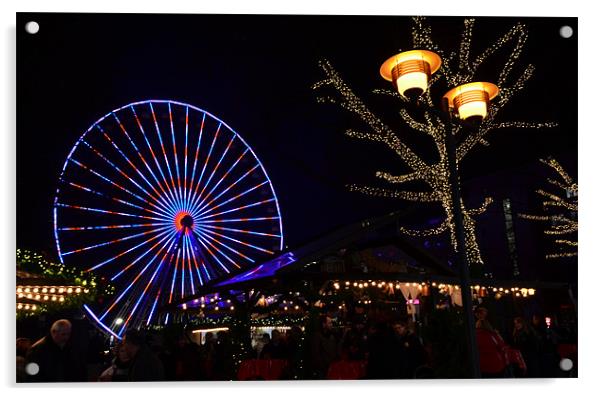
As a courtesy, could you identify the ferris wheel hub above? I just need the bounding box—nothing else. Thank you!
[180,214,194,229]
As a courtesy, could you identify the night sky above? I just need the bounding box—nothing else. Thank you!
[17,13,577,281]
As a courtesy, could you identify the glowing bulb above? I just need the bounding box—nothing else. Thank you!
[115,318,124,325]
[396,72,428,98]
[42,288,47,293]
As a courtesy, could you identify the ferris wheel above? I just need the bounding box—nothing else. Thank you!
[53,100,284,337]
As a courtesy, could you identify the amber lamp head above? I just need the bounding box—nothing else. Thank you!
[443,82,499,123]
[380,50,442,100]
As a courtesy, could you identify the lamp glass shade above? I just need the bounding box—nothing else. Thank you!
[396,71,428,98]
[458,100,488,120]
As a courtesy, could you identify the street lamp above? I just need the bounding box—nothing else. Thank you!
[381,50,500,378]
[443,82,499,122]
[379,50,442,100]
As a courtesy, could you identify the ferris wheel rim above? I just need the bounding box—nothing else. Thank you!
[53,99,285,332]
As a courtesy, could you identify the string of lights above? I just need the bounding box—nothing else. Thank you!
[519,158,578,259]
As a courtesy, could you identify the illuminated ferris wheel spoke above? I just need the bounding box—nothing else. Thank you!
[119,239,177,336]
[99,231,178,321]
[194,147,249,211]
[66,180,172,220]
[93,227,175,274]
[112,112,176,208]
[68,158,152,207]
[199,198,276,221]
[146,285,163,326]
[186,113,206,212]
[174,247,184,299]
[183,232,196,294]
[186,234,207,285]
[146,258,174,326]
[56,100,283,331]
[56,202,167,221]
[167,103,185,204]
[61,226,170,256]
[110,114,178,214]
[201,224,281,238]
[194,180,269,219]
[187,122,222,212]
[167,241,181,305]
[59,222,169,231]
[130,105,181,208]
[200,216,280,224]
[97,124,176,213]
[183,106,190,208]
[192,230,237,272]
[197,226,274,254]
[193,227,255,263]
[149,102,181,208]
[79,140,175,217]
[194,164,260,215]
[188,132,237,212]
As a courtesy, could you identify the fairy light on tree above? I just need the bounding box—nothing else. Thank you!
[519,158,577,259]
[312,17,556,267]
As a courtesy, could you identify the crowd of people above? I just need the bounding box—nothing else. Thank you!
[474,307,570,378]
[16,309,574,382]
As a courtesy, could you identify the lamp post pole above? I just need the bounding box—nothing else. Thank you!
[443,118,481,378]
[380,49,497,379]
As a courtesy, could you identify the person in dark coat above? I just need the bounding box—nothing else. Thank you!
[25,319,87,382]
[99,343,132,382]
[511,317,540,377]
[121,329,165,382]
